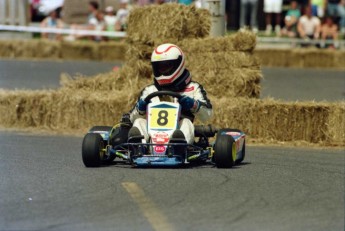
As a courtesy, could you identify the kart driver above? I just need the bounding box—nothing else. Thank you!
[128,43,213,145]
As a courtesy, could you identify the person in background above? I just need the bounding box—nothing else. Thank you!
[65,1,102,41]
[195,0,203,8]
[310,0,327,17]
[135,0,152,6]
[327,0,341,16]
[340,0,345,35]
[116,0,130,31]
[320,16,339,48]
[104,6,121,32]
[88,11,105,41]
[87,1,101,27]
[240,0,259,33]
[327,0,345,35]
[264,0,283,35]
[178,0,193,5]
[280,0,301,37]
[40,9,65,40]
[297,5,321,41]
[154,0,165,4]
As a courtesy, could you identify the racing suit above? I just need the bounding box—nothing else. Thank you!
[129,81,213,144]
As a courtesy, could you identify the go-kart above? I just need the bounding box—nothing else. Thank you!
[82,91,246,168]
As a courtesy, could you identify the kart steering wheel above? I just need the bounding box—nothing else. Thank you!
[144,91,183,104]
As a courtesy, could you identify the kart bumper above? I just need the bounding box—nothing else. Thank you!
[133,156,184,167]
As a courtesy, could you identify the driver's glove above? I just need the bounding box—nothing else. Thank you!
[179,96,200,113]
[136,99,147,115]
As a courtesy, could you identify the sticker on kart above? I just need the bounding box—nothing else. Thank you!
[148,103,179,130]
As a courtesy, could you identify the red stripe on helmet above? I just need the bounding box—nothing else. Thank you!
[155,45,183,55]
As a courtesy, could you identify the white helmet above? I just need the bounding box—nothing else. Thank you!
[151,43,186,87]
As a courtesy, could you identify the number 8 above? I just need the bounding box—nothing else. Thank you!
[157,110,168,126]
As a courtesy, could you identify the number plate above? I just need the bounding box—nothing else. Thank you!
[148,104,179,130]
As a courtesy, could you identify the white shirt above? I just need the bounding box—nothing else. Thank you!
[299,15,321,35]
[116,8,129,25]
[104,15,118,31]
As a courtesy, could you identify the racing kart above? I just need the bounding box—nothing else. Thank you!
[82,91,246,168]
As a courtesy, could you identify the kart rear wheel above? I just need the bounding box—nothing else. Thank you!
[82,133,105,167]
[214,133,236,168]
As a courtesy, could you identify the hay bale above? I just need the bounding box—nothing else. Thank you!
[60,68,151,93]
[1,89,344,146]
[0,40,15,58]
[0,40,61,59]
[327,104,345,145]
[98,41,127,61]
[210,97,344,145]
[126,3,210,45]
[179,31,256,54]
[61,41,99,60]
[256,48,345,68]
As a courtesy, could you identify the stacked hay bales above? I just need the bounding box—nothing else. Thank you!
[0,40,61,59]
[1,89,343,145]
[61,4,261,99]
[0,40,127,61]
[256,48,345,69]
[211,98,345,145]
[0,4,344,146]
[124,3,261,98]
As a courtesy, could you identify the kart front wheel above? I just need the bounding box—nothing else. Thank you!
[214,134,236,168]
[82,133,105,167]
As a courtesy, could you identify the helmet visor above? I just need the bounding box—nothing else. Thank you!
[151,56,182,77]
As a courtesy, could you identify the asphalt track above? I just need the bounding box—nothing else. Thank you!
[0,59,344,231]
[0,58,344,102]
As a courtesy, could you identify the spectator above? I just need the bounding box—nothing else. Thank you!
[327,0,345,35]
[135,0,152,6]
[87,1,101,28]
[195,0,203,8]
[240,0,259,33]
[89,11,105,41]
[178,0,193,5]
[154,0,165,4]
[310,0,326,17]
[340,0,345,35]
[280,0,301,37]
[264,0,283,35]
[116,0,130,31]
[297,5,321,40]
[104,6,121,32]
[66,1,103,41]
[40,9,64,40]
[320,16,339,48]
[327,0,340,15]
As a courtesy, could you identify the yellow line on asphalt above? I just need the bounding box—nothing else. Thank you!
[122,182,175,231]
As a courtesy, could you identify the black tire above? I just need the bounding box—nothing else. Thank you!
[218,128,245,165]
[82,133,105,167]
[89,126,116,164]
[214,133,236,168]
